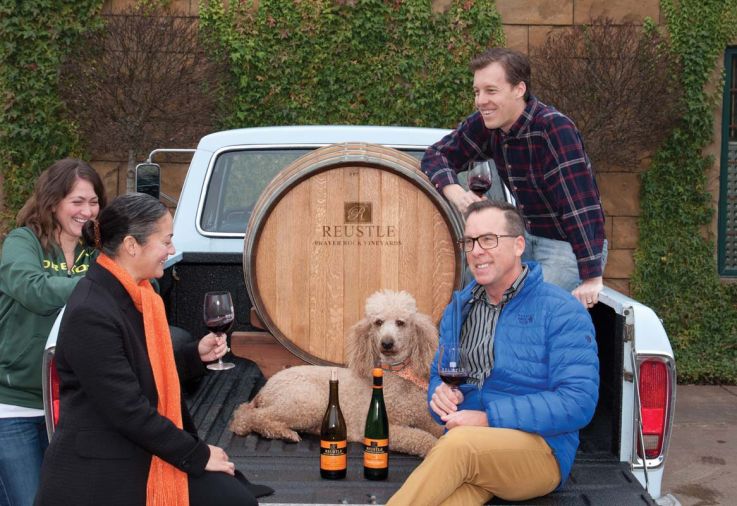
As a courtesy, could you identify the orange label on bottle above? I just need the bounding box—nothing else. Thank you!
[320,440,347,471]
[363,438,389,468]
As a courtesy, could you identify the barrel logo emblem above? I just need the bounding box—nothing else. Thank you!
[345,202,372,223]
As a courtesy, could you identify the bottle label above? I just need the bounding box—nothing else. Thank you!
[363,438,389,468]
[320,440,347,471]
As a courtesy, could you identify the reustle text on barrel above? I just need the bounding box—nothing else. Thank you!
[314,224,401,246]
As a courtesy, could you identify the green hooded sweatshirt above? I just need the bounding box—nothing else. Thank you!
[0,227,95,409]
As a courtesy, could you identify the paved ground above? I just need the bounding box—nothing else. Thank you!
[661,385,737,506]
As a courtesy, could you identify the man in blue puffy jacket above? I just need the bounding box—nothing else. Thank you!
[388,200,599,505]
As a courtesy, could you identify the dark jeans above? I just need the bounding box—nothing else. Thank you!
[0,416,48,506]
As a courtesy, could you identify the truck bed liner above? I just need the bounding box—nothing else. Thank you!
[186,357,654,505]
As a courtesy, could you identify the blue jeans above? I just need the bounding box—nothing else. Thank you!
[0,416,48,506]
[522,233,608,292]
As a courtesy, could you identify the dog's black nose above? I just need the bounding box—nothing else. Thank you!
[381,340,394,351]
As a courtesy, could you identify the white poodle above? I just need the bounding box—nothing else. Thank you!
[230,290,444,456]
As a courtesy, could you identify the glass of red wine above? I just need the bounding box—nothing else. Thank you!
[203,291,235,371]
[468,163,492,197]
[438,342,468,391]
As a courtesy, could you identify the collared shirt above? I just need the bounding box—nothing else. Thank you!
[421,96,606,279]
[461,265,529,386]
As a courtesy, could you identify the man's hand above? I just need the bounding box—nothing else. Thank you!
[572,276,604,309]
[198,332,228,363]
[442,409,489,429]
[442,184,484,215]
[429,382,464,418]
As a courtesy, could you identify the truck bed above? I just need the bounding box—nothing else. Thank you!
[186,357,655,506]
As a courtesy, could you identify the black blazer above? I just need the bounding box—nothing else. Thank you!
[35,263,209,506]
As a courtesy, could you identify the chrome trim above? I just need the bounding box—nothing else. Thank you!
[144,148,196,163]
[631,347,650,489]
[42,306,66,440]
[41,346,56,441]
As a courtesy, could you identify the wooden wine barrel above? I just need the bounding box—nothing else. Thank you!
[243,143,464,366]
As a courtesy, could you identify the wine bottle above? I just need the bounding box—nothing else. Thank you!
[363,367,389,480]
[320,368,347,479]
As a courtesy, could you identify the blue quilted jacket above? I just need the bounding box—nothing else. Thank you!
[428,262,599,487]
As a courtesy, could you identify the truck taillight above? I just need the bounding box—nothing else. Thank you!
[42,347,60,439]
[638,359,669,459]
[49,357,60,427]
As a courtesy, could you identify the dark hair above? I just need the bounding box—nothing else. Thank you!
[470,47,532,101]
[82,193,168,257]
[16,158,107,252]
[464,200,526,237]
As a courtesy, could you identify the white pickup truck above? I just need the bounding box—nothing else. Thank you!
[45,125,676,505]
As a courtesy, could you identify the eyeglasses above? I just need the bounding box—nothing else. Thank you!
[458,233,517,252]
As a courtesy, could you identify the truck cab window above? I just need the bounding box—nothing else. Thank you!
[201,149,309,233]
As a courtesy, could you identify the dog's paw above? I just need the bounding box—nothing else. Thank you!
[284,431,301,443]
[263,428,302,443]
[229,418,250,436]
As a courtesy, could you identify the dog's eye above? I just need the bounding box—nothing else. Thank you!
[374,319,384,326]
[396,320,405,327]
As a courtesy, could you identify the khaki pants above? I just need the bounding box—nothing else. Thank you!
[387,426,561,506]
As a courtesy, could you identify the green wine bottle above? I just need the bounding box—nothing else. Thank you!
[363,367,389,480]
[320,368,347,479]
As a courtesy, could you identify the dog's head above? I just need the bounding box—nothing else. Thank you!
[346,290,437,380]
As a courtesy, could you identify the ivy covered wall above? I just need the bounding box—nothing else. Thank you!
[199,0,504,129]
[631,0,737,383]
[0,0,104,216]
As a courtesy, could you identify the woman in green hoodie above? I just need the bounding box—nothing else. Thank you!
[0,159,106,506]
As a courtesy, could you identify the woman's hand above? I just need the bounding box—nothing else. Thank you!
[206,445,235,475]
[198,332,228,363]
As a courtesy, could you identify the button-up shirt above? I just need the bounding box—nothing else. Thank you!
[421,96,606,279]
[461,265,529,386]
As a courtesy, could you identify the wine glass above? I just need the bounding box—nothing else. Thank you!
[468,163,492,197]
[203,291,235,371]
[438,342,468,391]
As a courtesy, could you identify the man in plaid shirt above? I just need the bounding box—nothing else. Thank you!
[422,48,606,308]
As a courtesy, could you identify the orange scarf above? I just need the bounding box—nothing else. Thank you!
[97,254,189,506]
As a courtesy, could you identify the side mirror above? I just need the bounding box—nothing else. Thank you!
[135,163,161,199]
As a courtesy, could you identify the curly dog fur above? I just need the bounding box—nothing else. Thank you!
[230,290,444,457]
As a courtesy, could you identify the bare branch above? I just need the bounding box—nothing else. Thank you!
[60,5,226,160]
[530,18,682,170]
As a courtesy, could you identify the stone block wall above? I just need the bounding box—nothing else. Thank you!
[91,159,189,212]
[103,0,199,15]
[97,0,664,294]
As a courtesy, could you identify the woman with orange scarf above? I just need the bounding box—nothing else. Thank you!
[34,193,266,506]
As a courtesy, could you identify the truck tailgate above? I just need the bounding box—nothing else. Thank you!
[187,358,655,505]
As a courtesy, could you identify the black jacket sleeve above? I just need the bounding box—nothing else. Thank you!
[59,303,210,476]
